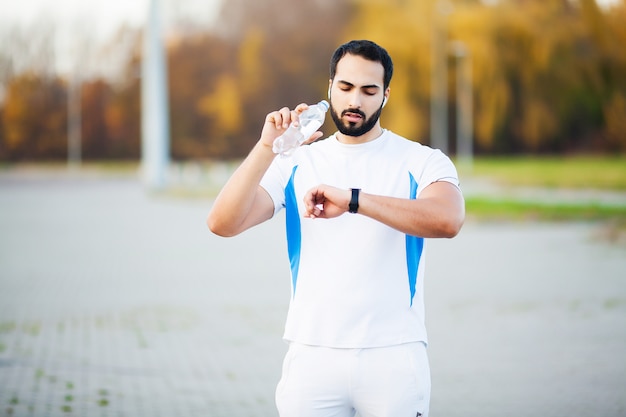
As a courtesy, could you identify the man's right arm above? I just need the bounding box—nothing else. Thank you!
[206,140,277,237]
[206,104,323,237]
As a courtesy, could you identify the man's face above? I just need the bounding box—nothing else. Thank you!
[328,53,388,137]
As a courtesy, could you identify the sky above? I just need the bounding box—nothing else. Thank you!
[0,0,222,40]
[1,0,620,40]
[0,0,223,75]
[0,0,621,75]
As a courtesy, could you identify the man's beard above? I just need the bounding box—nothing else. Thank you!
[330,103,383,137]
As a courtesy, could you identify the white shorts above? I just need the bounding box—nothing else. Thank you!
[275,342,430,417]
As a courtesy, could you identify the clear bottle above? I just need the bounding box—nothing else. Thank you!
[272,100,329,157]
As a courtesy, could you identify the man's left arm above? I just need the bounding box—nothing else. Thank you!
[303,181,465,238]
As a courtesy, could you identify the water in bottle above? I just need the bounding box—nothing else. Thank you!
[272,100,329,157]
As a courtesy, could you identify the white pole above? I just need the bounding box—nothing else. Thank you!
[452,41,473,171]
[141,0,170,189]
[430,0,453,154]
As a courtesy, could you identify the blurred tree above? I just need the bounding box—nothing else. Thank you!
[2,0,626,161]
[167,33,235,159]
[0,20,57,79]
[209,0,350,155]
[450,0,626,153]
[107,30,143,159]
[105,80,141,159]
[346,0,626,154]
[1,73,66,160]
[81,79,111,158]
[159,0,350,160]
[0,20,59,160]
[447,2,509,152]
[344,0,435,142]
[197,73,242,156]
[600,0,626,151]
[604,93,626,152]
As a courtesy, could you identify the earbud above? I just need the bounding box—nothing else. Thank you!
[327,86,331,99]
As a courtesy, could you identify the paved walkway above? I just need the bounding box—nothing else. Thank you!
[0,170,625,417]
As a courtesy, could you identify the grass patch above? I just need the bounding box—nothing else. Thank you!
[0,322,16,333]
[460,155,626,190]
[13,160,139,171]
[466,196,626,221]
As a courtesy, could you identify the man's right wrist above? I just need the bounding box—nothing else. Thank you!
[253,140,278,160]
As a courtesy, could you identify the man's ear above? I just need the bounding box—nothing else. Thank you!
[382,88,390,108]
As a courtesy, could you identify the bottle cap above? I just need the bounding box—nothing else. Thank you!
[318,100,329,111]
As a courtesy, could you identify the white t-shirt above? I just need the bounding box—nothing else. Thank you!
[260,130,460,348]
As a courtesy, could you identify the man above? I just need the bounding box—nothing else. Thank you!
[207,39,464,417]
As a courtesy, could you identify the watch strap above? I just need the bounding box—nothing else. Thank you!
[348,188,360,213]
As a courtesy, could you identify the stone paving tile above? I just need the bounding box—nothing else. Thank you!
[1,172,625,417]
[0,312,282,417]
[1,175,286,417]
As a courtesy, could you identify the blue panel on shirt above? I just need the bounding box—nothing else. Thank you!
[406,172,424,306]
[285,166,301,297]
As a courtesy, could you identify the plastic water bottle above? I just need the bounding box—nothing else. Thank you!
[272,100,329,157]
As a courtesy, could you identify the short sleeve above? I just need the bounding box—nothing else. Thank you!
[418,149,460,191]
[260,157,290,216]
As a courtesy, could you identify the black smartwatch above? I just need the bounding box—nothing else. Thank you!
[348,188,360,213]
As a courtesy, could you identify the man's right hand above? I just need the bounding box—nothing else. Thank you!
[260,103,324,150]
[208,103,325,237]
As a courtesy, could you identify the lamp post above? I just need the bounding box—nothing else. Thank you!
[141,0,170,190]
[430,0,453,154]
[451,41,473,171]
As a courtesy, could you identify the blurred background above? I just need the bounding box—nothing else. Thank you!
[1,0,625,162]
[1,0,625,416]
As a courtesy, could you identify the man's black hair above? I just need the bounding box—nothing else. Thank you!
[329,40,393,89]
